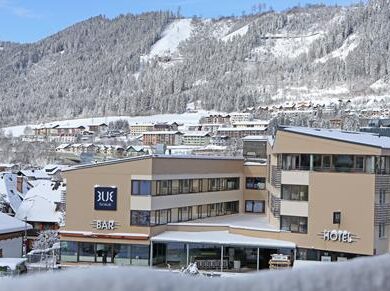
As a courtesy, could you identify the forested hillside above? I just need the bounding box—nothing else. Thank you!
[0,0,390,126]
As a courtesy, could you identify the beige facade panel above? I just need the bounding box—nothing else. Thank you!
[152,158,244,176]
[281,171,309,185]
[150,191,242,210]
[280,200,309,217]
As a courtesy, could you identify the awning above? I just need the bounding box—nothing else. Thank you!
[151,231,295,249]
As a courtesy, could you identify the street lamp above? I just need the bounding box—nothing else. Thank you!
[23,216,28,257]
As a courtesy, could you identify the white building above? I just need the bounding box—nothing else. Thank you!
[0,213,32,258]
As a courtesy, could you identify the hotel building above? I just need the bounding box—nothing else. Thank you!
[60,127,390,270]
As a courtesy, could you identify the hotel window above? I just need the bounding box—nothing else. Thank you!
[379,189,386,204]
[246,177,266,190]
[179,179,190,194]
[281,216,308,234]
[172,180,180,194]
[227,177,240,190]
[156,180,172,195]
[354,156,365,172]
[379,223,386,238]
[322,155,332,169]
[131,210,150,226]
[131,180,151,196]
[281,185,308,201]
[190,179,202,193]
[208,178,220,191]
[178,207,192,222]
[207,204,216,217]
[245,200,265,213]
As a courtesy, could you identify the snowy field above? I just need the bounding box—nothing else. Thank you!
[2,110,222,137]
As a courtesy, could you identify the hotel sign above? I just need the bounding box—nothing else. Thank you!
[94,186,117,211]
[91,220,119,230]
[320,230,358,243]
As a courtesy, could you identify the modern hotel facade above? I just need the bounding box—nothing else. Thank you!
[60,127,390,270]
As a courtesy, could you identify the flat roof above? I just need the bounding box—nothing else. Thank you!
[169,214,279,232]
[280,126,390,149]
[63,154,244,172]
[151,230,295,248]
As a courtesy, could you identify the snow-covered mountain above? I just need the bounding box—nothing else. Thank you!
[0,1,390,127]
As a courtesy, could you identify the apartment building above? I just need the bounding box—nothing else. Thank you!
[129,124,154,137]
[182,132,211,146]
[216,127,267,139]
[142,131,183,146]
[60,127,390,271]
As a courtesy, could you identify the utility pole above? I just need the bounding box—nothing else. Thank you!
[23,216,27,257]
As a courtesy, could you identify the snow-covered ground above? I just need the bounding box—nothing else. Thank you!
[316,34,360,63]
[2,110,222,137]
[222,24,249,42]
[143,18,194,60]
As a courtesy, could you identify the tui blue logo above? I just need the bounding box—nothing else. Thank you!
[94,187,117,210]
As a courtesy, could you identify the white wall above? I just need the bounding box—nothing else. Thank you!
[0,236,23,258]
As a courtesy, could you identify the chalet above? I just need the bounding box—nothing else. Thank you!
[199,114,230,125]
[88,123,108,134]
[126,146,147,157]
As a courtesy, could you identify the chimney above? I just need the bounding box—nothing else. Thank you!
[16,176,23,193]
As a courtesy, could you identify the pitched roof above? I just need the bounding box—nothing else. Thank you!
[0,212,32,234]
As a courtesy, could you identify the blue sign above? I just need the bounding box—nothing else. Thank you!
[94,187,117,211]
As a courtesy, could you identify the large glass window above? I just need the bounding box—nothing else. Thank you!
[131,180,152,195]
[113,244,130,265]
[245,200,265,213]
[246,177,265,190]
[60,241,78,262]
[96,244,113,263]
[79,242,95,262]
[281,216,307,233]
[281,185,308,201]
[131,245,150,266]
[131,210,150,226]
[190,179,202,193]
[334,155,354,172]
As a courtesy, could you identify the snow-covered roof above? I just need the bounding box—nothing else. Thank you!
[183,131,211,137]
[232,121,269,125]
[126,145,145,152]
[0,212,32,234]
[64,154,244,172]
[171,214,279,232]
[152,231,295,248]
[0,258,27,270]
[281,126,390,149]
[19,169,51,180]
[143,131,182,135]
[15,180,65,224]
[218,127,267,132]
[0,173,29,212]
[241,135,269,141]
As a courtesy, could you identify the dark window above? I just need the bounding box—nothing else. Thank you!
[131,180,151,196]
[281,185,308,201]
[179,180,190,193]
[246,177,266,190]
[157,180,172,195]
[245,200,265,213]
[131,210,150,226]
[227,178,240,190]
[281,216,307,233]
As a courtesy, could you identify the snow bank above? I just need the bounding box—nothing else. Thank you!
[0,254,389,291]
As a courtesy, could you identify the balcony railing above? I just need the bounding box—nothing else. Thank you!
[375,203,390,225]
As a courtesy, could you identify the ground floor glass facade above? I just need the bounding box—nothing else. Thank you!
[60,241,149,266]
